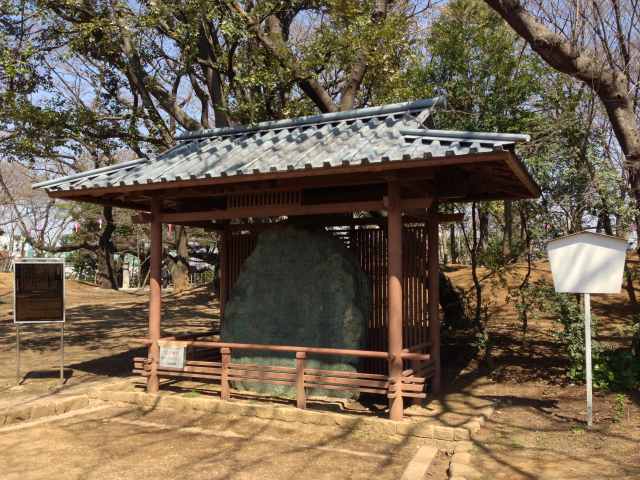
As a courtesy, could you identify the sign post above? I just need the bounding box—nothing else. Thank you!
[13,258,66,384]
[547,231,627,428]
[583,292,593,427]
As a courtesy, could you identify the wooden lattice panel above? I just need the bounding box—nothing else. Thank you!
[225,230,258,304]
[349,226,430,373]
[223,224,432,374]
[228,190,302,209]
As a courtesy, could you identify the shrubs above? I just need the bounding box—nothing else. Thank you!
[518,280,640,391]
[594,349,640,391]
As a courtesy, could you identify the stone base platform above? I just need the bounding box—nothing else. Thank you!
[83,378,495,447]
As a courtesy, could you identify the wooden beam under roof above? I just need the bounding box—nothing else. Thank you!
[131,206,462,230]
[75,195,148,211]
[160,200,383,223]
[158,196,436,223]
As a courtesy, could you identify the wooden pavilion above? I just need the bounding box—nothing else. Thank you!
[35,97,539,420]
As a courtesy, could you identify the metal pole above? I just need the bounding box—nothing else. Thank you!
[60,323,65,383]
[16,324,20,385]
[584,292,593,428]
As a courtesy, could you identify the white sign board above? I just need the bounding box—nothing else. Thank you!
[158,341,187,369]
[546,231,628,429]
[547,231,627,294]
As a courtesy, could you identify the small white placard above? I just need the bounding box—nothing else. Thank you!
[547,231,628,294]
[159,342,186,369]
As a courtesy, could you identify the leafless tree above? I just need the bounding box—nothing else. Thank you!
[484,0,640,211]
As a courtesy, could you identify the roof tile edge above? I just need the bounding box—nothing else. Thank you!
[176,96,446,141]
[32,158,149,190]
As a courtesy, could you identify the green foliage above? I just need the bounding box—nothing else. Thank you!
[2,0,637,376]
[523,77,635,240]
[596,349,640,391]
[406,0,545,133]
[480,234,511,271]
[198,268,214,284]
[632,320,640,357]
[613,393,626,423]
[294,1,418,105]
[66,248,96,281]
[517,280,640,391]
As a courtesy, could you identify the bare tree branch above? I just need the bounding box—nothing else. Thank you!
[229,1,338,113]
[484,0,640,196]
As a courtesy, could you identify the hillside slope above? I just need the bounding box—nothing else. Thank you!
[445,259,637,349]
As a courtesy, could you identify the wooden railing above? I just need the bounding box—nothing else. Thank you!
[133,339,432,408]
[403,341,435,380]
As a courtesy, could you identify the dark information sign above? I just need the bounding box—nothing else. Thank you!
[14,259,65,324]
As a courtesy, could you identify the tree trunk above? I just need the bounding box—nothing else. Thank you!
[478,207,489,255]
[502,200,512,258]
[600,209,613,236]
[449,224,458,263]
[139,250,151,288]
[519,203,533,335]
[171,225,190,292]
[95,206,118,289]
[470,203,483,329]
[624,263,637,306]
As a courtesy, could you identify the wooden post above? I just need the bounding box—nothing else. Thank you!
[147,197,162,394]
[411,357,421,406]
[387,181,404,420]
[219,227,228,318]
[221,347,231,400]
[428,202,441,394]
[15,324,20,385]
[296,351,306,409]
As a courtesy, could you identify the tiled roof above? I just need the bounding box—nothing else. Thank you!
[34,97,530,193]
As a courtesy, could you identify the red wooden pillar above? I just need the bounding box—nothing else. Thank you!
[219,227,228,318]
[387,181,404,420]
[296,351,306,409]
[428,203,441,394]
[147,197,162,394]
[220,347,231,400]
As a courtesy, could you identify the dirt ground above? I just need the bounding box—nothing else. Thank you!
[470,382,640,479]
[0,261,639,480]
[0,274,217,409]
[444,260,640,479]
[0,404,421,480]
[0,276,440,480]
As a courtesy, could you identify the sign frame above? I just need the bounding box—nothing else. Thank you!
[12,257,66,384]
[13,257,66,324]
